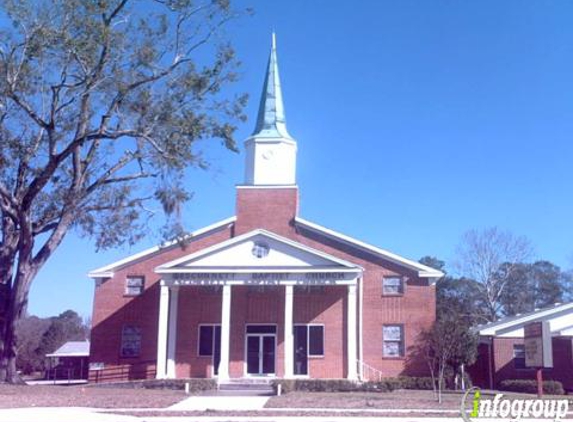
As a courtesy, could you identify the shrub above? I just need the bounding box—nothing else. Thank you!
[271,376,435,394]
[90,378,216,392]
[499,379,565,395]
[271,379,359,394]
[396,376,434,390]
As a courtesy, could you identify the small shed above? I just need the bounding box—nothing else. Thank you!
[46,341,90,380]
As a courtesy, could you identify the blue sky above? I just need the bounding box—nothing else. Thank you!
[29,0,573,318]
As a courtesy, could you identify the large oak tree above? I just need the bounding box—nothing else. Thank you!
[0,0,247,382]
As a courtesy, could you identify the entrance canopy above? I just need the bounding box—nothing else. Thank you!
[155,229,362,286]
[154,229,362,381]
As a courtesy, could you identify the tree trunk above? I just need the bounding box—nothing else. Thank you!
[0,206,72,383]
[0,293,22,384]
[0,247,15,383]
[0,254,36,384]
[438,363,446,404]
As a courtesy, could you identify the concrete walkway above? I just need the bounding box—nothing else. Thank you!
[25,379,88,386]
[0,407,138,422]
[0,410,471,422]
[168,395,270,411]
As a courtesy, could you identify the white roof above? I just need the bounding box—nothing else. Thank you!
[46,341,90,357]
[88,217,236,278]
[477,302,573,337]
[294,217,444,278]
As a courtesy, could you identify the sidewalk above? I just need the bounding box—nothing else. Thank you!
[0,409,468,422]
[168,395,270,411]
[3,407,571,422]
[0,407,138,422]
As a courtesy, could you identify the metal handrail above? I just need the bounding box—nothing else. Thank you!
[357,359,383,382]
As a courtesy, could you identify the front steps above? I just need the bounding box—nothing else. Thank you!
[216,378,275,396]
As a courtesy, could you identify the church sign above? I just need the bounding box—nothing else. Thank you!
[172,271,351,286]
[524,321,553,368]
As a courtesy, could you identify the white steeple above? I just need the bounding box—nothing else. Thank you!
[244,33,297,186]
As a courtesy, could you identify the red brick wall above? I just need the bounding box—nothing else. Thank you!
[235,187,298,237]
[90,186,436,381]
[551,337,573,391]
[89,225,233,382]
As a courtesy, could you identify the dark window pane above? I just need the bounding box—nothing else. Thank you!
[513,344,526,369]
[308,326,324,356]
[262,336,275,374]
[246,325,277,334]
[246,336,260,374]
[199,326,214,356]
[121,325,141,357]
[294,326,308,375]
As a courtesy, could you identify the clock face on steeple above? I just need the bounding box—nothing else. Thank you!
[261,149,275,160]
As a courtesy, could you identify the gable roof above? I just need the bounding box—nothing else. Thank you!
[46,341,90,358]
[88,214,444,280]
[294,217,444,278]
[87,216,236,278]
[477,302,573,337]
[156,228,363,274]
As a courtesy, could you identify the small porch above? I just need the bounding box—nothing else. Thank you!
[153,229,363,381]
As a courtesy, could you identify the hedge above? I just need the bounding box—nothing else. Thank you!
[89,378,216,392]
[271,376,434,394]
[499,379,565,395]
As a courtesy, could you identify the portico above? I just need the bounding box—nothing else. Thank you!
[153,229,362,380]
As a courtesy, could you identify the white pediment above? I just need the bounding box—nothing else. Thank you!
[156,229,360,272]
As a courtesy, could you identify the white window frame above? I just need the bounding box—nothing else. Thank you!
[382,276,404,296]
[125,276,145,296]
[382,324,405,358]
[294,323,325,358]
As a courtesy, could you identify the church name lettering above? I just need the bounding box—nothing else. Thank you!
[172,271,349,285]
[305,272,345,280]
[173,273,231,286]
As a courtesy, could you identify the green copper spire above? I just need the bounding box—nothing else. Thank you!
[252,33,293,139]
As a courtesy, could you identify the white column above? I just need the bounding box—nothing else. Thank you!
[284,285,294,378]
[218,284,232,380]
[347,284,358,380]
[358,277,365,381]
[166,286,179,379]
[156,283,170,379]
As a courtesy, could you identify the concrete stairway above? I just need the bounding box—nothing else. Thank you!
[217,378,275,396]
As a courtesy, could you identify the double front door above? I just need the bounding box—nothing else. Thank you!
[245,325,276,376]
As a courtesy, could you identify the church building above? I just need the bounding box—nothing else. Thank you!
[87,36,443,383]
